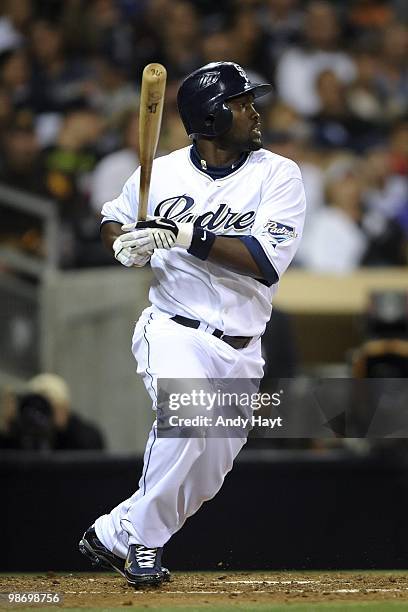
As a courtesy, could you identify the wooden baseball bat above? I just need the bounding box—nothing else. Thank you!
[138,63,167,221]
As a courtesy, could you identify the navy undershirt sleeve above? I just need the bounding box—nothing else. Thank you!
[237,235,279,285]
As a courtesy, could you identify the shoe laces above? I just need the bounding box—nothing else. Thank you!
[135,545,157,568]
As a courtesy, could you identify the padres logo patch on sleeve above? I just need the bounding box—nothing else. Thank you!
[263,220,298,245]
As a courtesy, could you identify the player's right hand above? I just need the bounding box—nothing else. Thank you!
[112,236,152,268]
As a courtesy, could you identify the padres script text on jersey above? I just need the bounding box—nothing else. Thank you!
[102,146,306,337]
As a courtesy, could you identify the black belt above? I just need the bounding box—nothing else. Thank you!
[171,315,252,350]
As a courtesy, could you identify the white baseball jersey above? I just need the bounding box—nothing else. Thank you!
[101,145,306,337]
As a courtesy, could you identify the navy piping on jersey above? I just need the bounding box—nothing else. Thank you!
[190,143,248,180]
[238,235,279,286]
[143,314,157,404]
[142,313,158,495]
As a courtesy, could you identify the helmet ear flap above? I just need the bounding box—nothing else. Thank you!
[212,102,233,137]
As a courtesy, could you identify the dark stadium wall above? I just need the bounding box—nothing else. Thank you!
[2,450,408,571]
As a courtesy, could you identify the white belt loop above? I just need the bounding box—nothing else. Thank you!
[199,321,216,335]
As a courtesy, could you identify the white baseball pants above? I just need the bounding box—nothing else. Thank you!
[95,305,264,557]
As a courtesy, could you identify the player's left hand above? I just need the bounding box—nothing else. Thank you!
[112,235,153,267]
[121,217,194,252]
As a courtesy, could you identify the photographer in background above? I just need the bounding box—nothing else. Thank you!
[0,373,104,451]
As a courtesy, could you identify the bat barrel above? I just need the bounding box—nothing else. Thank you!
[143,63,167,84]
[138,63,167,221]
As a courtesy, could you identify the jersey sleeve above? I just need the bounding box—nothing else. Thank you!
[100,167,140,226]
[240,160,306,284]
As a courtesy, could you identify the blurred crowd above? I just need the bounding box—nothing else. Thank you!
[0,0,407,270]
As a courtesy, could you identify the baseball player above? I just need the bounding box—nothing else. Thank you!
[79,62,306,587]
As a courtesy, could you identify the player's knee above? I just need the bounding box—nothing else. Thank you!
[182,437,207,459]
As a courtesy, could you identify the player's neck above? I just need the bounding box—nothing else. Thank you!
[194,140,242,168]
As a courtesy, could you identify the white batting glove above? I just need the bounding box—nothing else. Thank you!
[121,217,194,252]
[112,235,152,268]
[121,216,216,262]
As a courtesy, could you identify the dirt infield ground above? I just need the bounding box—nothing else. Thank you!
[1,572,408,611]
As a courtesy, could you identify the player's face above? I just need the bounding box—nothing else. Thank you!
[219,93,262,152]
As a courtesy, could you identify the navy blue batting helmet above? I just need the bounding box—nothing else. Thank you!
[177,62,272,139]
